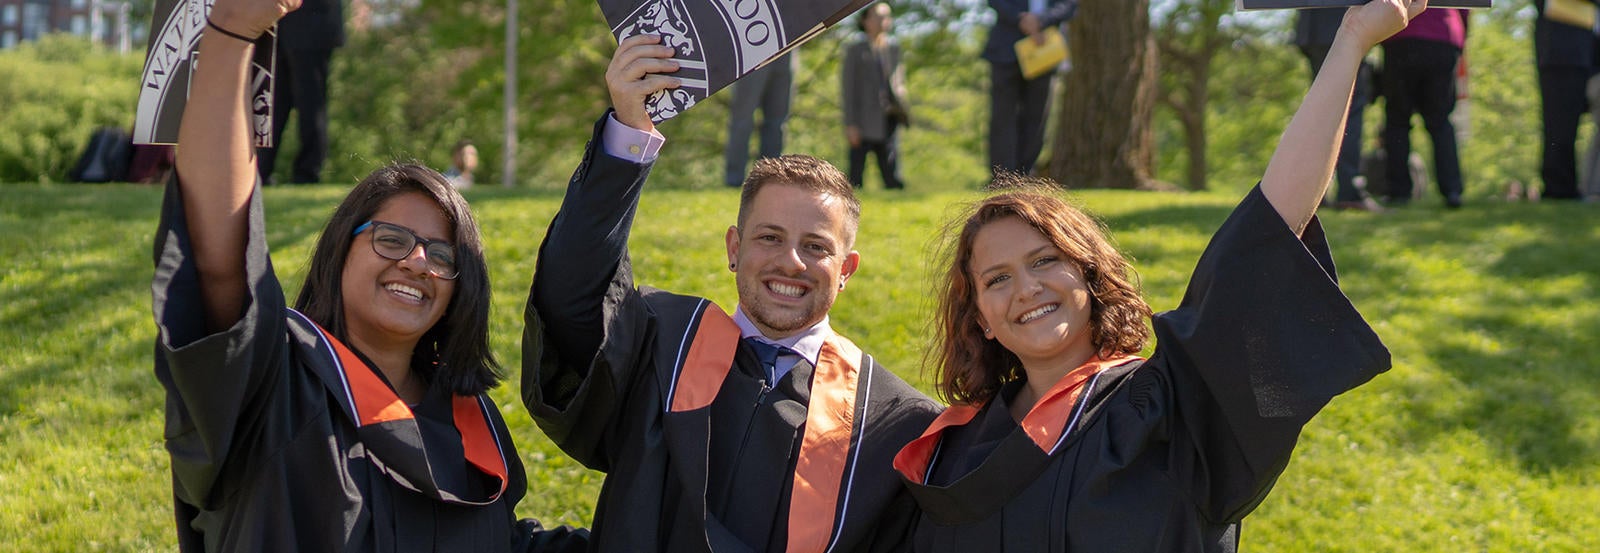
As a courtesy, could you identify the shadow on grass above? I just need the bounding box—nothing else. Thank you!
[1095,198,1600,475]
[1337,202,1600,475]
[1099,202,1236,237]
[0,185,332,420]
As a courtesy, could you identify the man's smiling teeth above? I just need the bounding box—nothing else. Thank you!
[768,282,806,298]
[385,283,424,301]
[1017,304,1057,324]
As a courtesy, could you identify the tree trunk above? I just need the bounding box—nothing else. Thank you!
[1155,0,1233,191]
[1183,64,1209,190]
[1045,0,1157,190]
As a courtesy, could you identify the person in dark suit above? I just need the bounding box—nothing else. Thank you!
[841,2,908,190]
[1533,0,1600,200]
[1296,7,1380,211]
[983,0,1076,176]
[258,0,344,185]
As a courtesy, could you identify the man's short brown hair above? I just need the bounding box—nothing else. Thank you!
[736,155,861,243]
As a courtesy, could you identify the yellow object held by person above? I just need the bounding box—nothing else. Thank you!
[1547,0,1598,31]
[1015,27,1068,80]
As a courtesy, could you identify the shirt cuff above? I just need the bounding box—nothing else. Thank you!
[601,113,666,163]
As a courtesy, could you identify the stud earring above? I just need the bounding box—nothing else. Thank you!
[729,262,736,270]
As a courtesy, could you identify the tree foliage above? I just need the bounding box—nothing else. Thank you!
[0,2,1561,200]
[307,0,614,187]
[1153,0,1237,191]
[0,35,142,184]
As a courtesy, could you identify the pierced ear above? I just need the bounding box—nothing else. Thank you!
[724,225,741,272]
[837,250,861,290]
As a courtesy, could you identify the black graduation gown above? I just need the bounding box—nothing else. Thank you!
[896,186,1391,553]
[151,177,584,553]
[522,114,941,553]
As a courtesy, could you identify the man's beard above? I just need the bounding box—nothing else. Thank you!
[737,275,829,336]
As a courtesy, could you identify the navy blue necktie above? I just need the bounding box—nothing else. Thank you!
[743,337,794,384]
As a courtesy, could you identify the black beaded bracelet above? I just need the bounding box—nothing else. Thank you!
[206,18,258,43]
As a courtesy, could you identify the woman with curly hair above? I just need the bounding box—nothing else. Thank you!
[893,1,1426,551]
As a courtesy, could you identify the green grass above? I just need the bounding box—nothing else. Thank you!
[2,181,1598,551]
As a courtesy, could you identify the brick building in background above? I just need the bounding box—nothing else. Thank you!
[0,0,132,51]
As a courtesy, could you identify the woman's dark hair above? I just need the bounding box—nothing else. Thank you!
[929,175,1150,405]
[294,163,501,395]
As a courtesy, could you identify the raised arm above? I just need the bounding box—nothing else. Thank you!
[1260,0,1425,235]
[523,36,681,464]
[173,0,298,331]
[530,35,679,366]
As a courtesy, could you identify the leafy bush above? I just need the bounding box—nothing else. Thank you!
[0,35,143,184]
[307,0,617,189]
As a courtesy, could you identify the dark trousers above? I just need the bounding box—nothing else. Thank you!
[1380,39,1463,202]
[988,61,1053,176]
[259,46,334,184]
[1538,65,1591,200]
[1301,44,1373,203]
[848,119,903,189]
[725,56,794,186]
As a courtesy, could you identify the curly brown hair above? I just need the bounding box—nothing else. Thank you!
[930,176,1150,405]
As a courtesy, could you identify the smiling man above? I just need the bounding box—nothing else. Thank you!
[520,35,939,552]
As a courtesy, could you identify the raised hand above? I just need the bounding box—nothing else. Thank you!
[606,34,682,133]
[1258,0,1427,234]
[207,0,300,40]
[1339,0,1429,51]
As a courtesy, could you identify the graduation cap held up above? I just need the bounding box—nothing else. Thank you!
[598,0,876,122]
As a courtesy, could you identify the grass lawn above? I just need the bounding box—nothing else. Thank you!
[1,180,1597,551]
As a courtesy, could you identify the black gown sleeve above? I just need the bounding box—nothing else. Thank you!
[522,112,657,472]
[150,173,288,508]
[1148,185,1390,522]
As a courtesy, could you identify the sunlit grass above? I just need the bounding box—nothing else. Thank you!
[2,181,1597,550]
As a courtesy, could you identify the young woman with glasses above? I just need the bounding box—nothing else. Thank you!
[149,0,585,550]
[894,2,1426,551]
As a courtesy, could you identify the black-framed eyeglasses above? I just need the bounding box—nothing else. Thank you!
[352,220,459,280]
